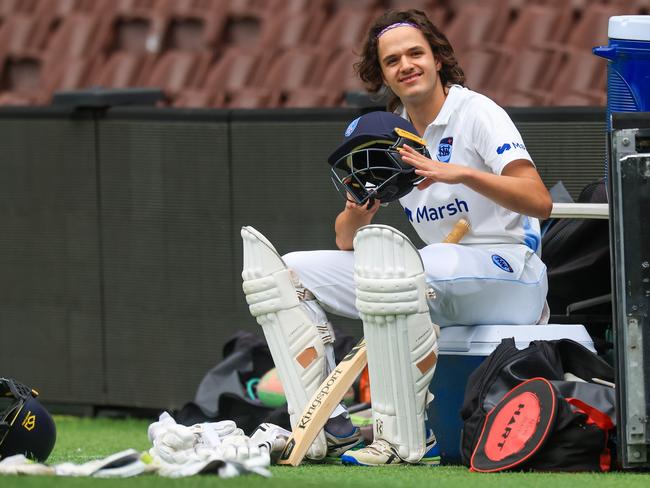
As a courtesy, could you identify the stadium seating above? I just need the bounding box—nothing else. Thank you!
[317,7,380,50]
[257,8,327,48]
[142,50,213,101]
[0,0,644,108]
[455,48,501,91]
[545,49,608,106]
[91,51,156,88]
[489,4,573,53]
[164,8,227,52]
[444,0,511,56]
[490,48,561,107]
[183,47,270,106]
[226,86,282,108]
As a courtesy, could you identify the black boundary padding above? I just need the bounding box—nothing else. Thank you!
[470,378,557,473]
[52,88,166,108]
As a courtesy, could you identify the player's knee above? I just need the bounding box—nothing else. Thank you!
[282,251,311,276]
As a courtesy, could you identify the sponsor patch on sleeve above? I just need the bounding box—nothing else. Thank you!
[496,141,526,155]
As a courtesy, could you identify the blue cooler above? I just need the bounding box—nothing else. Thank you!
[593,15,650,125]
[593,16,650,181]
[427,324,595,464]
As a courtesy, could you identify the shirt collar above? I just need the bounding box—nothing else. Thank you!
[399,84,464,128]
[429,84,463,126]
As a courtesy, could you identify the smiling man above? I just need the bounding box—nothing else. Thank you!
[240,9,553,468]
[330,9,553,466]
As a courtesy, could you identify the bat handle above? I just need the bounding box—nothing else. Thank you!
[442,217,470,244]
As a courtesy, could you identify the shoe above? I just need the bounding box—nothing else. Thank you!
[324,426,364,459]
[340,429,440,467]
[420,430,441,466]
[305,413,364,462]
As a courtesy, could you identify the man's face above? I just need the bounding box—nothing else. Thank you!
[377,26,441,105]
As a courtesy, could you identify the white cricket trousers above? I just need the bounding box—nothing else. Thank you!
[283,242,548,327]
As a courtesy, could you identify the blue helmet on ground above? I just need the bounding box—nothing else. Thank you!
[328,111,430,204]
[0,377,56,462]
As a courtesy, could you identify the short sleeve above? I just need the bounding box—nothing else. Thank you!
[470,96,534,175]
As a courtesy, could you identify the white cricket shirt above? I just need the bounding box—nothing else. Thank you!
[399,85,542,252]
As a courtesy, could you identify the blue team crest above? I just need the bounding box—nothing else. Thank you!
[491,254,513,273]
[437,137,453,162]
[345,117,360,137]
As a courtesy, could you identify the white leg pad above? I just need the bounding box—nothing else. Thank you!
[353,225,439,463]
[241,226,328,459]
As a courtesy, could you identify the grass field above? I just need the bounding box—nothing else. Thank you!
[2,416,648,487]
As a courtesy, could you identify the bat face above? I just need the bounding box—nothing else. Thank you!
[297,339,366,430]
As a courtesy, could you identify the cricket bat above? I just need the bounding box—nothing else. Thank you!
[277,218,470,466]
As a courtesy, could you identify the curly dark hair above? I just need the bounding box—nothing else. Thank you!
[355,9,465,112]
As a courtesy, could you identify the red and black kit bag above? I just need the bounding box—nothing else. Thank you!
[460,338,616,472]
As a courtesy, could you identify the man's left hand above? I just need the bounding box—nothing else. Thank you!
[398,144,469,189]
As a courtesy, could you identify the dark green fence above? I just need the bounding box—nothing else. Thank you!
[0,106,606,411]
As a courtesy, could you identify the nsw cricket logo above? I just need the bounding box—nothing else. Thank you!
[437,137,453,162]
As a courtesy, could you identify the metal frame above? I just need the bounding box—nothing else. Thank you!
[610,122,650,468]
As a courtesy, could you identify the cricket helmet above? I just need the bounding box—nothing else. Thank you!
[0,377,56,462]
[328,111,430,204]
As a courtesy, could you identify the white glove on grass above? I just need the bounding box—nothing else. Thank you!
[249,423,291,462]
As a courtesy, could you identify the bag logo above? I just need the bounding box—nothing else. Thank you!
[492,254,513,273]
[437,137,453,162]
[21,411,36,431]
[485,392,541,461]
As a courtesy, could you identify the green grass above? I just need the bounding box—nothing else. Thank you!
[2,416,648,487]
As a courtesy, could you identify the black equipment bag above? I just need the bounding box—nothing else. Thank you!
[542,179,611,320]
[460,338,616,472]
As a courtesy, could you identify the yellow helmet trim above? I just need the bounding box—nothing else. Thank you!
[394,127,426,146]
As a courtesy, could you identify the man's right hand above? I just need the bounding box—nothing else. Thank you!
[335,197,381,250]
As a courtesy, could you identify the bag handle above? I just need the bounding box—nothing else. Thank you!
[565,397,614,431]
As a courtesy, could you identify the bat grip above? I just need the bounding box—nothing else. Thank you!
[442,217,470,244]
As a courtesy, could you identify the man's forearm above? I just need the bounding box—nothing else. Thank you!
[335,210,373,250]
[462,163,553,219]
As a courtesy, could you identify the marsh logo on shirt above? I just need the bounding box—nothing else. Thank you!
[492,254,513,273]
[404,198,468,223]
[437,137,453,162]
